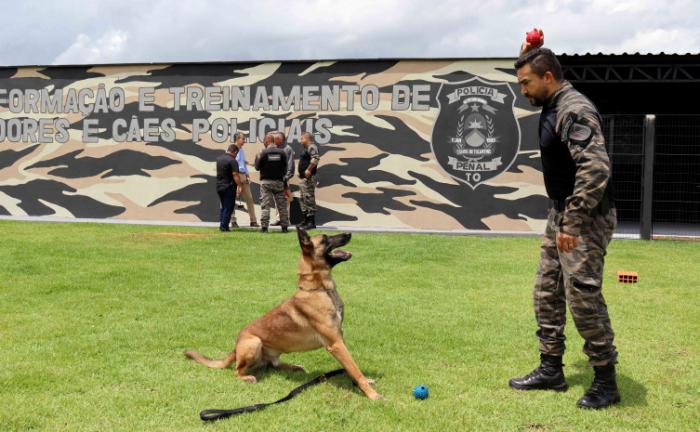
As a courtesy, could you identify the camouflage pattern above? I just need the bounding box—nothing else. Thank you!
[300,142,320,216]
[532,80,618,366]
[260,180,288,228]
[534,207,618,366]
[0,60,549,231]
[553,81,612,237]
[280,143,295,182]
[306,142,320,166]
[300,175,318,216]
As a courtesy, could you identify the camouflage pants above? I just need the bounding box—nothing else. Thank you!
[533,207,618,366]
[260,180,289,228]
[299,175,317,216]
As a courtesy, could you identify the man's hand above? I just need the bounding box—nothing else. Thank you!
[304,169,312,179]
[520,28,544,55]
[284,188,292,202]
[245,175,250,184]
[236,186,242,197]
[556,231,579,253]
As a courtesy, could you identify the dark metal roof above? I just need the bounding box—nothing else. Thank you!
[560,52,700,64]
[562,52,700,56]
[559,53,700,83]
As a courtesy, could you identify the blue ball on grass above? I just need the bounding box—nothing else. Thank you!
[413,385,429,400]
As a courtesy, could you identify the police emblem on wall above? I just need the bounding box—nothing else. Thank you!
[431,77,521,189]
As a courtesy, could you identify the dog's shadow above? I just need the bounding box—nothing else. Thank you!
[255,367,385,395]
[566,360,648,407]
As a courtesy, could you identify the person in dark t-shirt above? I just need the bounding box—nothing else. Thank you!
[216,144,242,232]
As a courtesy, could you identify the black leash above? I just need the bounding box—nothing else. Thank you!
[199,368,346,422]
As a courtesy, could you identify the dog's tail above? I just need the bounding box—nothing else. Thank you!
[184,349,236,369]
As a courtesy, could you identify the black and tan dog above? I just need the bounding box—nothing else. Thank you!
[184,228,381,400]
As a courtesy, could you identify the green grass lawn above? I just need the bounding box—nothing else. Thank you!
[1,220,698,431]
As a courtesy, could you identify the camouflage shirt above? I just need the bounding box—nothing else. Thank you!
[545,81,612,237]
[278,143,296,182]
[298,143,320,178]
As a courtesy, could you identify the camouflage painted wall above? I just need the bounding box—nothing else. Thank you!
[0,60,548,232]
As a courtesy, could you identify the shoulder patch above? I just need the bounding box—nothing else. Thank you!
[567,121,593,148]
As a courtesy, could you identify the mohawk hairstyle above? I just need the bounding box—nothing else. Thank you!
[514,48,564,81]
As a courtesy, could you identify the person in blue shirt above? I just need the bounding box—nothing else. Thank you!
[234,132,259,227]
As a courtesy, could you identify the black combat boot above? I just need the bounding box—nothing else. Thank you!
[281,226,289,233]
[260,226,268,233]
[577,364,620,409]
[509,354,568,392]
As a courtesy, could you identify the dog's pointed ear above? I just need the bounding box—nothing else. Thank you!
[297,227,313,253]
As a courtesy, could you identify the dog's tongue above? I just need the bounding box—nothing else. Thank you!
[332,249,352,259]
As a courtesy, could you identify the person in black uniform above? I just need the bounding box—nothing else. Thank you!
[254,133,289,233]
[216,144,242,232]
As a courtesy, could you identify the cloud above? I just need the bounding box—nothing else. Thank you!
[591,28,700,54]
[53,30,129,65]
[0,0,698,66]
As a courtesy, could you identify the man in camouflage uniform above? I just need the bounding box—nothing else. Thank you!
[508,41,620,410]
[298,132,321,229]
[255,132,289,233]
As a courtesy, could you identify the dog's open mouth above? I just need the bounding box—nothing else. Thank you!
[329,249,352,260]
[324,232,352,266]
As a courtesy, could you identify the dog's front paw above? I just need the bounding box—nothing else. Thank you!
[366,390,383,401]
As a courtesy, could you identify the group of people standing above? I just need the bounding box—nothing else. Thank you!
[215,130,320,233]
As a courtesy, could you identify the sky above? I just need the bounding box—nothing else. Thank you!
[1,0,699,66]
